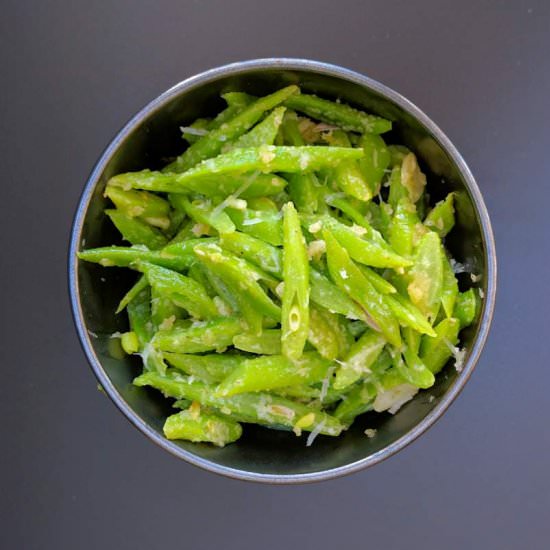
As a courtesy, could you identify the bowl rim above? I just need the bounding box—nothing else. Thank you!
[68,57,497,484]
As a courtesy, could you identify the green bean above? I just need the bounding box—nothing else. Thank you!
[104,186,171,229]
[326,194,370,227]
[231,106,286,148]
[226,208,283,246]
[221,91,254,108]
[163,409,242,446]
[358,265,397,294]
[115,275,148,314]
[193,243,280,333]
[166,146,364,190]
[127,286,167,373]
[306,215,411,269]
[163,352,243,383]
[246,197,278,212]
[307,304,352,360]
[391,347,434,389]
[153,317,244,354]
[187,262,217,298]
[387,166,408,208]
[419,317,460,374]
[106,209,168,249]
[424,193,455,238]
[281,202,310,360]
[385,293,437,337]
[389,198,421,258]
[169,195,235,234]
[165,85,300,172]
[441,253,459,318]
[151,286,180,330]
[285,93,392,134]
[333,330,386,390]
[453,288,481,328]
[138,262,218,320]
[358,133,391,196]
[309,268,365,321]
[219,232,282,276]
[233,329,282,355]
[120,331,139,354]
[134,370,344,436]
[407,231,444,321]
[127,286,153,348]
[201,266,239,314]
[216,352,332,397]
[403,326,422,355]
[324,228,401,347]
[334,382,377,426]
[325,130,373,201]
[109,168,288,199]
[282,112,321,212]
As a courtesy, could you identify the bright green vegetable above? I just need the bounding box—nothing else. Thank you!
[153,317,244,354]
[441,253,459,318]
[333,330,386,390]
[282,112,321,212]
[453,288,480,328]
[110,169,288,199]
[324,228,401,347]
[233,329,282,355]
[281,202,310,360]
[193,243,280,334]
[359,133,391,196]
[232,106,286,149]
[306,215,412,269]
[78,85,479,447]
[120,331,139,354]
[325,130,373,201]
[135,370,343,436]
[407,231,444,321]
[227,207,283,246]
[307,304,352,361]
[424,193,455,237]
[165,85,300,172]
[77,238,214,271]
[285,93,392,134]
[169,195,235,235]
[106,209,168,249]
[116,275,148,314]
[334,382,377,426]
[216,352,332,396]
[163,352,242,383]
[419,317,460,374]
[138,262,218,320]
[219,231,282,276]
[391,346,435,389]
[164,409,242,446]
[309,268,366,321]
[385,293,437,337]
[104,185,171,229]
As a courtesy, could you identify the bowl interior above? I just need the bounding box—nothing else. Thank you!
[73,63,490,480]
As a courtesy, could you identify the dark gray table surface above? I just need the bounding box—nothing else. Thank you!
[2,1,549,548]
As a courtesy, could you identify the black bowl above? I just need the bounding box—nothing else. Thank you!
[69,59,496,483]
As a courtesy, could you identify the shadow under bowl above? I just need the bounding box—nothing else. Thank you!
[69,58,496,483]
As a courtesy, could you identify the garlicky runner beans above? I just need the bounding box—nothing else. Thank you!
[78,86,481,447]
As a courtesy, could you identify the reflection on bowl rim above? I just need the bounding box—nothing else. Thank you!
[68,58,497,484]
